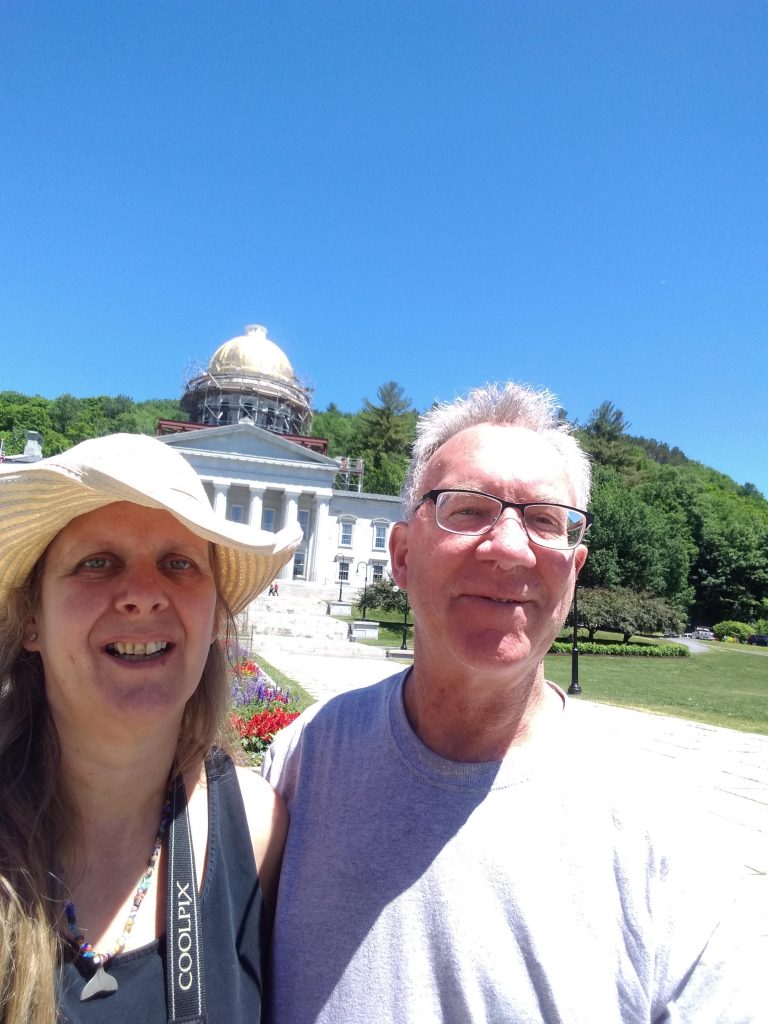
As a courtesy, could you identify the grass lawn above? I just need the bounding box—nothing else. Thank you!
[251,652,317,712]
[545,642,768,735]
[340,605,413,649]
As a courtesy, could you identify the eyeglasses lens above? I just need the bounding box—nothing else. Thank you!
[434,492,585,548]
[523,505,584,548]
[435,491,500,534]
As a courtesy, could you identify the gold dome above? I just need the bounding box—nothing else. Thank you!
[208,324,296,382]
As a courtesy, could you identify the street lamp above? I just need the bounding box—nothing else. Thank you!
[356,561,370,620]
[400,591,410,650]
[338,574,346,602]
[567,583,582,695]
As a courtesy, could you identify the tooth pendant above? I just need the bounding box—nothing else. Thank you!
[80,964,118,1000]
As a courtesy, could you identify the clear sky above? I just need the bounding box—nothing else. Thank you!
[2,1,766,494]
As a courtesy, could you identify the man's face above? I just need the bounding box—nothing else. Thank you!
[390,423,587,683]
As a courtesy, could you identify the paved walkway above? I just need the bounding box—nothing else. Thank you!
[255,638,768,952]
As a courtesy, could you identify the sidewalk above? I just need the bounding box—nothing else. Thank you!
[256,637,768,951]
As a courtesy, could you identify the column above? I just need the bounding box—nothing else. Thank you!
[279,487,302,580]
[309,495,331,583]
[212,481,229,519]
[248,485,265,528]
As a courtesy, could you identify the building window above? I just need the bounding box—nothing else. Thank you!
[340,521,353,547]
[298,509,310,539]
[293,550,306,579]
[372,562,385,582]
[338,560,350,582]
[373,523,387,550]
[262,508,276,532]
[228,504,244,523]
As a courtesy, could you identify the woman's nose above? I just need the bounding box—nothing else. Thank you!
[115,563,170,614]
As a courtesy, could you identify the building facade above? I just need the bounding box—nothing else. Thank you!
[161,422,401,587]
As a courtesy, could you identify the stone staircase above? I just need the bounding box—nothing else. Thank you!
[237,580,387,658]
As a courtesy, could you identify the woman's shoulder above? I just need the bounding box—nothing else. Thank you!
[233,765,287,913]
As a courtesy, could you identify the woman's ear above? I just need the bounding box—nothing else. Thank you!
[211,604,225,646]
[22,618,41,652]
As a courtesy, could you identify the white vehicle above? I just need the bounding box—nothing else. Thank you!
[692,627,715,641]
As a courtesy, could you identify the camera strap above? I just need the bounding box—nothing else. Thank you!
[165,772,207,1023]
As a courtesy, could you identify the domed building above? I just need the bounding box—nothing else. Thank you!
[158,322,400,592]
[181,323,312,435]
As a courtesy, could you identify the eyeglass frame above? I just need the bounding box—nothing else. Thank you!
[415,488,593,549]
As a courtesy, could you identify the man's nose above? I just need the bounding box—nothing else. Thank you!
[476,508,536,567]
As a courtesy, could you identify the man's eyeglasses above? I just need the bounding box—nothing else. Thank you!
[416,489,593,550]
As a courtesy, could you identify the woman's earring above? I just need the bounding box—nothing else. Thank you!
[28,633,38,642]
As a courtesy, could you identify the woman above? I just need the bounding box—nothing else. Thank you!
[0,433,302,1023]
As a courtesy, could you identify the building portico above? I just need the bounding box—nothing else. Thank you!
[160,422,401,588]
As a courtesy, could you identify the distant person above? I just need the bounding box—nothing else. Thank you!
[263,382,755,1022]
[0,434,301,1023]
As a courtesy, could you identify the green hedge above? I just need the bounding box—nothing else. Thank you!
[549,641,689,657]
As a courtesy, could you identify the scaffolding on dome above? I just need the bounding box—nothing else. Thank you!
[181,362,313,436]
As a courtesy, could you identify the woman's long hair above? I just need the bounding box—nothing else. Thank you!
[0,545,235,1024]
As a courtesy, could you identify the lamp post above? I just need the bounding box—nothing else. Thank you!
[567,583,582,695]
[400,591,410,650]
[338,576,345,602]
[356,561,370,619]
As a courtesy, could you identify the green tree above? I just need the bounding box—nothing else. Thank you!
[357,576,409,616]
[311,403,360,457]
[358,382,416,455]
[584,400,630,441]
[577,587,682,643]
[358,450,411,496]
[355,382,416,495]
[581,466,693,608]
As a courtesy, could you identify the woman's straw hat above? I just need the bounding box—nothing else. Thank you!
[0,433,302,614]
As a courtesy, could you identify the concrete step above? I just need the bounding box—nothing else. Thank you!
[253,634,390,659]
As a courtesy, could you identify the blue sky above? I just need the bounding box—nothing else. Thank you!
[2,1,766,494]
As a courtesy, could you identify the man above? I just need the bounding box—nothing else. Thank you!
[263,382,754,1023]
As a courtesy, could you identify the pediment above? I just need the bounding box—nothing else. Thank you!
[161,423,337,466]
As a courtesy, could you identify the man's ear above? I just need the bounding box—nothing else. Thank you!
[574,543,588,576]
[389,521,409,589]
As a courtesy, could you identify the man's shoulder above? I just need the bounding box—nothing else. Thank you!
[262,670,405,783]
[294,669,403,730]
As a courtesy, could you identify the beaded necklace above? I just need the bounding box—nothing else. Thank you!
[65,782,174,1001]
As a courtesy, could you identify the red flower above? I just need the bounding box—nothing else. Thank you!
[231,707,300,751]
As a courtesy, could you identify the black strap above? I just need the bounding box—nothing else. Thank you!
[165,772,207,1023]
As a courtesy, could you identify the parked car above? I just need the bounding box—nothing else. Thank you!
[748,634,768,646]
[692,628,715,641]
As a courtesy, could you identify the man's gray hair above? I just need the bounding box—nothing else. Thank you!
[401,381,592,518]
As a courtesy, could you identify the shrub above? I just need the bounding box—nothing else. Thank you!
[712,620,753,643]
[549,641,688,657]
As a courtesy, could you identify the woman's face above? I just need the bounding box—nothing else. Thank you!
[24,502,219,740]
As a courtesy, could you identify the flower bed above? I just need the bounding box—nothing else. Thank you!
[229,648,301,758]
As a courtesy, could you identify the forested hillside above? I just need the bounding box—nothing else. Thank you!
[0,391,184,455]
[2,386,766,631]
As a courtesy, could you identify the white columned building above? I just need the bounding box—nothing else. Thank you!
[160,423,401,589]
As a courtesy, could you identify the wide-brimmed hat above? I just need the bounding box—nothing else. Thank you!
[0,433,303,615]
